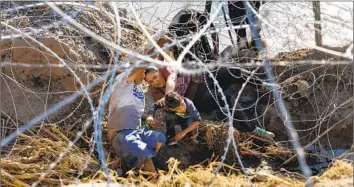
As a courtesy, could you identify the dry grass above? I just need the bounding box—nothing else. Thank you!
[0,128,102,187]
[318,160,353,180]
[0,121,306,187]
[306,160,353,187]
[2,130,352,187]
[1,2,353,187]
[115,158,305,187]
[204,122,294,163]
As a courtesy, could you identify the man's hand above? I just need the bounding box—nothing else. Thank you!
[146,116,156,129]
[156,98,165,106]
[174,131,186,142]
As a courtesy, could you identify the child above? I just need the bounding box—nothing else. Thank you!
[146,91,201,144]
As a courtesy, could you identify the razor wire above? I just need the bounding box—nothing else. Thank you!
[244,0,312,180]
[0,1,353,187]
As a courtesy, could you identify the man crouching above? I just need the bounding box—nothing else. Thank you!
[107,67,166,175]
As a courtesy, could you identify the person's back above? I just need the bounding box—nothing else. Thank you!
[108,68,166,175]
[108,72,145,139]
[110,72,145,110]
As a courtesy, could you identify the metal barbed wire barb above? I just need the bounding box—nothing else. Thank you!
[0,1,353,187]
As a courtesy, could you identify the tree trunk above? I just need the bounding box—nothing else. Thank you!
[312,1,322,47]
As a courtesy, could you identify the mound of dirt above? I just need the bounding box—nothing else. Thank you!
[272,44,352,62]
[1,2,353,187]
[1,2,145,138]
[218,45,353,151]
[263,48,353,149]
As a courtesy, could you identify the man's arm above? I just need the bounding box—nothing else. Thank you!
[184,103,202,135]
[181,121,200,136]
[127,67,145,83]
[144,37,175,62]
[145,102,163,129]
[158,66,178,96]
[189,99,202,122]
[147,102,163,117]
[174,120,200,142]
[164,70,177,94]
[174,99,202,141]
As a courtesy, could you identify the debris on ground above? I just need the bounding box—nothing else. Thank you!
[1,129,101,187]
[204,122,294,162]
[1,1,146,126]
[0,2,353,187]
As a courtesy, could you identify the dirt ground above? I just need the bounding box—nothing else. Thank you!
[265,47,353,149]
[1,2,145,134]
[0,2,353,187]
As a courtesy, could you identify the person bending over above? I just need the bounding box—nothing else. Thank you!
[147,91,202,145]
[108,67,166,174]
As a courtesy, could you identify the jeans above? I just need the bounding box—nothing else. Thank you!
[111,128,166,169]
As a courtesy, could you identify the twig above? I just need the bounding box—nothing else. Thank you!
[278,111,353,169]
[247,134,276,145]
[64,118,82,132]
[50,126,81,152]
[80,135,92,144]
[18,152,41,164]
[1,169,30,187]
[1,160,41,170]
[42,127,62,142]
[14,173,72,185]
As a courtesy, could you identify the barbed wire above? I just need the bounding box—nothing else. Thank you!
[245,1,312,180]
[0,1,353,187]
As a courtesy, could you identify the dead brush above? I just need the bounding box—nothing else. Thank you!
[204,121,294,164]
[0,130,102,187]
[318,160,353,180]
[306,159,353,186]
[115,157,305,187]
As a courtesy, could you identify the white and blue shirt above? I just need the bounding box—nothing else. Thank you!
[108,72,145,130]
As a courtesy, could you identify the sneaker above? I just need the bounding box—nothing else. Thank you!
[168,141,178,146]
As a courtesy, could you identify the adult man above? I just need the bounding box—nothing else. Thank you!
[108,67,166,174]
[205,1,265,45]
[168,8,219,62]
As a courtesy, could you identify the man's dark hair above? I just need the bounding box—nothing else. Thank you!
[165,91,181,109]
